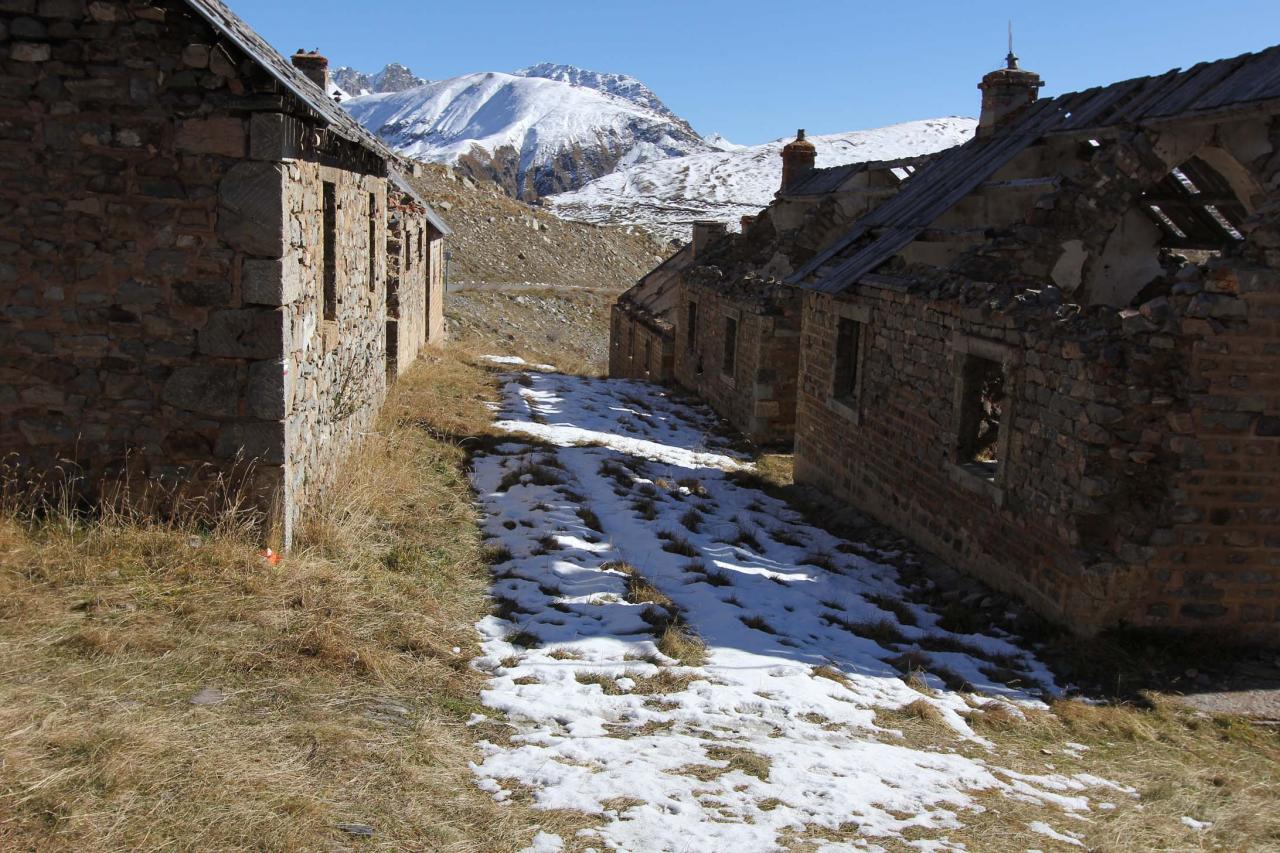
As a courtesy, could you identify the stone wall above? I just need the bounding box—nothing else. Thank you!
[279,161,388,546]
[673,276,801,447]
[795,256,1279,642]
[0,0,401,546]
[608,303,672,381]
[386,204,428,378]
[427,232,445,345]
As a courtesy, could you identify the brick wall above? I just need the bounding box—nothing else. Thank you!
[795,256,1279,642]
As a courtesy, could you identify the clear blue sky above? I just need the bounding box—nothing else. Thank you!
[235,0,1279,145]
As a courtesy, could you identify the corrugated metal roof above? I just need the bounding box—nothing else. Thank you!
[184,0,395,160]
[793,44,1280,294]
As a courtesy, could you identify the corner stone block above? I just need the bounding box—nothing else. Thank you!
[247,359,286,420]
[161,364,240,417]
[198,307,285,359]
[37,0,84,17]
[242,257,300,305]
[175,117,246,158]
[249,112,290,161]
[215,421,286,465]
[217,161,285,258]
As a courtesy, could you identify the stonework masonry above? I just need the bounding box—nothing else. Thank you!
[673,274,800,446]
[386,195,445,379]
[0,0,448,546]
[623,48,1280,644]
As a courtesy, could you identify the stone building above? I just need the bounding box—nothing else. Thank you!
[630,45,1280,644]
[792,47,1280,643]
[386,172,450,379]
[0,0,449,546]
[608,221,723,381]
[670,137,945,445]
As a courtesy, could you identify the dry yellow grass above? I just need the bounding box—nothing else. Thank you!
[0,348,594,852]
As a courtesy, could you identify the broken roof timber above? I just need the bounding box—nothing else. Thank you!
[792,44,1280,294]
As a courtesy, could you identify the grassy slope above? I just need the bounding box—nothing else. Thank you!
[0,349,592,852]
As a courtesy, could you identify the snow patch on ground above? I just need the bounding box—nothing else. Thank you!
[469,368,1123,850]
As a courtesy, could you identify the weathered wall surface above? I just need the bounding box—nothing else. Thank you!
[386,207,428,377]
[0,0,399,546]
[608,304,672,381]
[280,162,387,545]
[0,1,284,505]
[795,256,1279,641]
[674,278,800,446]
[427,233,445,345]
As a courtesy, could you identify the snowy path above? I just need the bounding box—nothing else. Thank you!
[468,364,1126,852]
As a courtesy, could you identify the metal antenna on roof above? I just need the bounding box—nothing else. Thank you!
[1006,21,1019,70]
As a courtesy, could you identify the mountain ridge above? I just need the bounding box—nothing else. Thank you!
[547,117,979,242]
[342,66,711,200]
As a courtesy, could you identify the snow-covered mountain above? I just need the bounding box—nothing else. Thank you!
[702,133,746,152]
[546,117,978,242]
[342,66,710,200]
[333,63,429,98]
[515,63,687,126]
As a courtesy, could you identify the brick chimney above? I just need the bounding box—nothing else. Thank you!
[779,129,817,194]
[291,49,330,91]
[977,49,1042,138]
[691,221,727,258]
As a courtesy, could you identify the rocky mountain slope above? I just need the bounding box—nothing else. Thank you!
[546,117,978,242]
[405,162,670,287]
[332,62,429,97]
[515,63,690,127]
[343,67,711,200]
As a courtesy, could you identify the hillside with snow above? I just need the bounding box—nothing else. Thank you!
[546,117,978,242]
[342,68,711,200]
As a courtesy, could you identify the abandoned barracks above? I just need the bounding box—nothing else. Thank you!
[0,0,449,546]
[612,47,1280,644]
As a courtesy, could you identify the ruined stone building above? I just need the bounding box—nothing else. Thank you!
[0,0,450,546]
[619,46,1280,644]
[609,221,722,381]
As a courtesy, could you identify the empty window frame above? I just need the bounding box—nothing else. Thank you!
[833,316,861,405]
[367,192,378,292]
[956,354,1007,480]
[722,315,738,377]
[686,301,698,349]
[322,181,337,321]
[1141,156,1247,250]
[642,338,651,376]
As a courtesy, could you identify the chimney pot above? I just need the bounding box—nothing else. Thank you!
[779,128,817,195]
[291,49,330,92]
[977,62,1042,138]
[691,221,727,259]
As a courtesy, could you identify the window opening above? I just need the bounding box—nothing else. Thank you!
[722,316,738,376]
[367,192,377,292]
[833,317,861,404]
[1141,155,1247,250]
[957,356,1005,480]
[322,181,337,321]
